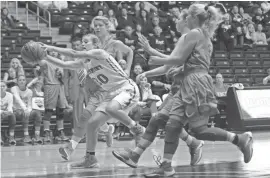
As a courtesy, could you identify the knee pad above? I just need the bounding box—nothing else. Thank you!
[44,109,53,121]
[164,118,184,143]
[56,108,64,121]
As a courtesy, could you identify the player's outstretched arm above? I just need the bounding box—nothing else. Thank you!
[45,55,84,70]
[138,34,169,58]
[148,30,199,66]
[40,43,108,60]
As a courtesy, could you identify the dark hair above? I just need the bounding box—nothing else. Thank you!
[71,35,82,43]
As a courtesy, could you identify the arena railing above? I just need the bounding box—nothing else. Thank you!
[25,1,51,36]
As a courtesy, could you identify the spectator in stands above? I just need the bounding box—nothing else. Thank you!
[217,13,235,51]
[129,76,158,123]
[230,5,243,28]
[3,58,25,88]
[97,9,105,16]
[93,1,109,15]
[52,1,68,11]
[168,7,181,37]
[1,81,16,145]
[254,24,268,45]
[106,9,118,31]
[136,9,151,35]
[263,68,270,85]
[252,8,266,26]
[135,2,158,17]
[117,7,137,30]
[239,6,253,25]
[118,59,127,71]
[243,23,256,45]
[149,26,171,53]
[214,73,230,97]
[119,25,137,50]
[131,63,144,81]
[261,1,270,14]
[146,16,169,35]
[11,75,42,143]
[1,7,16,30]
[3,68,17,89]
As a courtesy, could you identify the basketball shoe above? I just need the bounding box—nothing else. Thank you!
[105,124,114,147]
[59,142,74,161]
[71,153,100,168]
[236,132,253,163]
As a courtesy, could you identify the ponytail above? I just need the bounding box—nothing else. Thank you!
[202,5,222,39]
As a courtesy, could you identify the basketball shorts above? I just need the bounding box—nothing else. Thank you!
[96,80,140,113]
[44,84,66,109]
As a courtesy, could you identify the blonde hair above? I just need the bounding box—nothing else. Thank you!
[82,34,100,48]
[180,9,189,20]
[188,4,221,38]
[90,16,114,32]
[9,58,25,76]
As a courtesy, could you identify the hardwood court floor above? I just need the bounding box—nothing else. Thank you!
[1,131,270,178]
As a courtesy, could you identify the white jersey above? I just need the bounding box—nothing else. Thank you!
[84,55,129,91]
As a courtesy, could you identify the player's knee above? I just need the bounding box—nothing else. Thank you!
[164,117,184,143]
[56,108,64,121]
[148,113,168,132]
[105,101,121,116]
[44,109,53,121]
[80,110,92,123]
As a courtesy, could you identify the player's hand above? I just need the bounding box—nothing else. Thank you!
[138,102,147,107]
[39,42,54,52]
[164,84,171,91]
[138,33,151,52]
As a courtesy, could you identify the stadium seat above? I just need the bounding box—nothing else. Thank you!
[237,77,253,85]
[27,30,41,37]
[234,67,249,76]
[232,58,246,66]
[214,51,228,58]
[244,51,258,59]
[250,68,265,75]
[215,60,230,67]
[259,52,270,59]
[223,77,235,84]
[218,67,233,75]
[39,36,52,44]
[9,29,26,37]
[262,59,270,66]
[2,36,17,45]
[209,67,216,76]
[247,59,261,67]
[230,51,243,58]
[8,51,21,59]
[254,76,264,84]
[22,36,37,45]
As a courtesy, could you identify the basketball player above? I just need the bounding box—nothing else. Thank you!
[39,33,145,168]
[59,36,113,161]
[91,16,134,76]
[112,9,204,168]
[143,4,253,177]
[37,51,69,142]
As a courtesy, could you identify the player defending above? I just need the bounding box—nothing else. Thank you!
[39,33,145,168]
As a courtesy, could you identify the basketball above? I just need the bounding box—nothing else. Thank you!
[21,41,46,65]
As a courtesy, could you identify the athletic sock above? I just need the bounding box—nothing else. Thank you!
[226,132,237,143]
[179,129,193,146]
[232,135,239,145]
[87,151,95,155]
[70,140,78,149]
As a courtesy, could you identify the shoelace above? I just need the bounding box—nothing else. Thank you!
[153,155,162,167]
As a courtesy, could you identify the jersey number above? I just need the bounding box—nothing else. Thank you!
[94,74,109,85]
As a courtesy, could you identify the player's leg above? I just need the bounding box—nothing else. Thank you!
[1,111,16,145]
[55,85,69,141]
[43,85,58,142]
[29,109,42,143]
[59,94,99,161]
[112,93,175,168]
[19,109,32,143]
[71,111,109,168]
[105,82,145,145]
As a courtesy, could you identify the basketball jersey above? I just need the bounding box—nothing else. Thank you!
[84,55,129,91]
[101,36,125,60]
[40,60,62,85]
[184,29,212,72]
